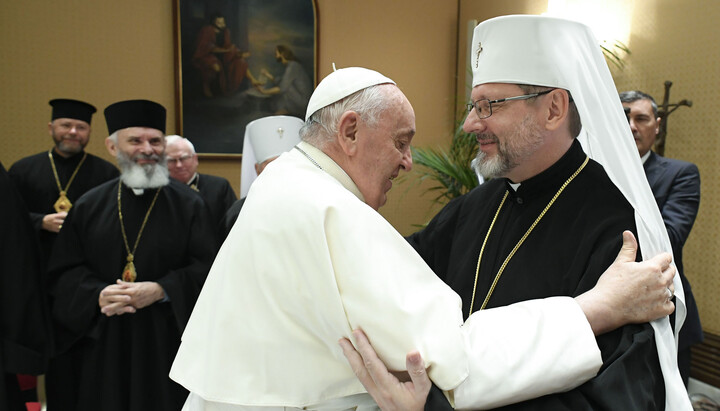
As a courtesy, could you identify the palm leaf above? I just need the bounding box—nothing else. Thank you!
[411,114,480,205]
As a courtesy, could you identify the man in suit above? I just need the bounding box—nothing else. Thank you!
[165,135,237,237]
[620,90,702,386]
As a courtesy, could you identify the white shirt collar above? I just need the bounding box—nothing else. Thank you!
[640,150,651,164]
[297,141,365,203]
[187,172,199,186]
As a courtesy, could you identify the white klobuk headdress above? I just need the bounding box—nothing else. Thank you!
[240,115,303,198]
[471,15,689,410]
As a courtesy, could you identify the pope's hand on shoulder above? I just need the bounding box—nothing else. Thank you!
[576,230,675,335]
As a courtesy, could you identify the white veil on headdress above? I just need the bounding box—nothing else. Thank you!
[470,14,689,410]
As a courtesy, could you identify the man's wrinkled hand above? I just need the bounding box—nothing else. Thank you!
[117,280,166,310]
[339,329,430,411]
[99,282,135,316]
[577,231,676,335]
[42,212,67,233]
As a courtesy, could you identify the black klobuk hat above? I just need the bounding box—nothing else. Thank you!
[104,99,166,135]
[49,99,97,124]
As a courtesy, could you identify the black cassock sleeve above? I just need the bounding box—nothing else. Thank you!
[0,162,51,375]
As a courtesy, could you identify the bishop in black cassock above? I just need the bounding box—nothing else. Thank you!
[410,140,664,409]
[8,99,118,266]
[8,98,117,409]
[47,100,216,411]
[9,151,119,261]
[49,179,216,411]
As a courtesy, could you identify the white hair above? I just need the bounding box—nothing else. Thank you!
[300,84,394,149]
[165,135,196,154]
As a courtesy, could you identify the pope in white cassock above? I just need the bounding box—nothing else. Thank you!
[170,60,677,408]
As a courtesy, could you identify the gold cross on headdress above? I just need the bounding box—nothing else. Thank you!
[475,42,483,68]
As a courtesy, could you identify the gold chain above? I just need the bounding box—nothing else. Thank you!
[48,149,87,212]
[467,156,590,317]
[117,182,162,282]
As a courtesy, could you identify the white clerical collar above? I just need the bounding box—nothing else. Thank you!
[132,188,145,195]
[508,182,521,191]
[187,172,199,186]
[296,141,365,203]
[640,150,651,164]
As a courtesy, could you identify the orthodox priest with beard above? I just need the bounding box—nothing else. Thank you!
[9,99,119,268]
[47,99,216,411]
[8,98,118,410]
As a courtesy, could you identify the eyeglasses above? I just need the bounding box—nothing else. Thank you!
[466,89,554,120]
[167,155,193,165]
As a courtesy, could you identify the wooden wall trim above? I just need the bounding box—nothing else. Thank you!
[691,331,720,388]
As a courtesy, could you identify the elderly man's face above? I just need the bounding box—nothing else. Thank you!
[105,127,168,188]
[166,141,199,184]
[48,118,91,157]
[622,99,659,157]
[112,127,165,163]
[353,88,415,210]
[463,83,545,182]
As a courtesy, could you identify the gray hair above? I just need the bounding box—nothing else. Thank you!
[108,131,118,143]
[517,84,582,139]
[165,135,196,154]
[619,90,659,118]
[299,84,394,149]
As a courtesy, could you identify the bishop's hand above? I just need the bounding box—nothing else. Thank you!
[339,329,430,411]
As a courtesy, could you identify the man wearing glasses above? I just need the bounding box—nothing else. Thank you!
[345,15,688,410]
[165,135,237,236]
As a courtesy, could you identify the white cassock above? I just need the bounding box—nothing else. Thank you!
[171,141,602,410]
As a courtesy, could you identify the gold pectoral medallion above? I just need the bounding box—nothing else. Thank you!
[117,183,162,284]
[54,191,73,212]
[122,255,137,282]
[48,150,86,213]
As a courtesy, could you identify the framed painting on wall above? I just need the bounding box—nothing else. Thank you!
[173,0,317,156]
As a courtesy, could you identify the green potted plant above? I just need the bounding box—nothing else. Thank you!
[410,113,480,205]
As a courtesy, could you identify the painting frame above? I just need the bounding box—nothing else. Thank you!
[172,0,318,157]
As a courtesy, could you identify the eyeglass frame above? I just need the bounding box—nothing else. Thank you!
[166,154,195,165]
[466,88,555,120]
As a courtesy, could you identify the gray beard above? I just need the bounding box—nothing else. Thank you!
[471,115,544,180]
[117,151,170,189]
[472,150,506,179]
[55,142,83,156]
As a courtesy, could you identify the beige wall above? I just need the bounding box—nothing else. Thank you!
[2,1,717,333]
[0,0,456,236]
[610,0,720,336]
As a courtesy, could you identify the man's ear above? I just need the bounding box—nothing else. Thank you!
[47,122,53,137]
[545,89,569,132]
[337,110,360,156]
[105,137,118,157]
